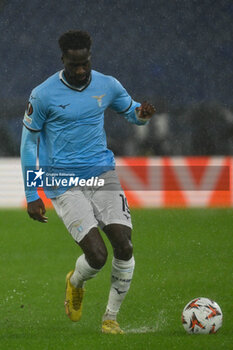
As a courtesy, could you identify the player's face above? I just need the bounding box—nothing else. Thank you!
[62,48,91,87]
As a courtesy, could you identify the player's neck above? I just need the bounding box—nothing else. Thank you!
[61,70,91,91]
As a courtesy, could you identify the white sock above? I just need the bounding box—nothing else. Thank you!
[70,254,100,288]
[103,256,135,321]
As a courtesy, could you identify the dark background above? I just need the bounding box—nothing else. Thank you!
[0,0,233,156]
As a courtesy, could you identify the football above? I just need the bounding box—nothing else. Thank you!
[181,297,223,334]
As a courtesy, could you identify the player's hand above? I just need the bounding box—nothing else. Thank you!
[27,198,48,223]
[136,101,156,120]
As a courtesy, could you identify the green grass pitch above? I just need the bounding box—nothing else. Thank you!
[0,208,232,350]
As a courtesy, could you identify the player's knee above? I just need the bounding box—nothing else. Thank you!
[104,223,133,260]
[87,246,108,269]
[115,240,133,261]
[78,227,108,269]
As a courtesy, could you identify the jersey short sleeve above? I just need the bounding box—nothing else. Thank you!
[109,78,133,114]
[23,89,47,131]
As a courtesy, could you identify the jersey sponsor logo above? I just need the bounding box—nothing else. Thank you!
[92,94,106,107]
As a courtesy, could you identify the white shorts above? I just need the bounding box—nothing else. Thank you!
[51,170,132,243]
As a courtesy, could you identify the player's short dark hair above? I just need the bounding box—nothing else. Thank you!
[58,30,92,54]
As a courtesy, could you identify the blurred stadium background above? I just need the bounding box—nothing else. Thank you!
[0,0,233,206]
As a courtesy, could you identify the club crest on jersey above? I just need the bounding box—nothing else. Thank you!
[92,94,106,107]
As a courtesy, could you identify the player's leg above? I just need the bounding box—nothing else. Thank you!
[102,223,135,332]
[52,187,108,322]
[64,226,108,322]
[91,170,135,333]
[71,226,108,287]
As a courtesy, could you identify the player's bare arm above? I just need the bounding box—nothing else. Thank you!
[27,198,48,223]
[136,101,156,120]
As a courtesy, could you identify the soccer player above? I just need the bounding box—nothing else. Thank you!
[20,30,155,334]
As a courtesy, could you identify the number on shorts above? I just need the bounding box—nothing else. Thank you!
[119,194,130,214]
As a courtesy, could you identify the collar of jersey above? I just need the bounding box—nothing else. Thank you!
[59,70,92,92]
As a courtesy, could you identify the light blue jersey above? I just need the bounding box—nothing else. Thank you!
[21,70,145,201]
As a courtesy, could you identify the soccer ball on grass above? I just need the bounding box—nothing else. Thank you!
[182,297,223,334]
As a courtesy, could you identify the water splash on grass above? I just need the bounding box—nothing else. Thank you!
[125,326,157,334]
